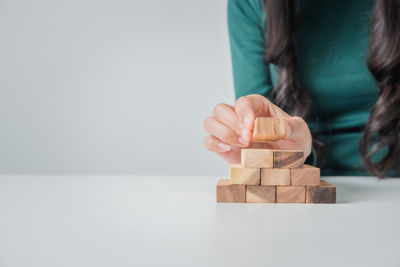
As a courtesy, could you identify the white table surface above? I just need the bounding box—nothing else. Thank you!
[0,175,399,267]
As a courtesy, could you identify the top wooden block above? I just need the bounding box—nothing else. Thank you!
[252,117,285,142]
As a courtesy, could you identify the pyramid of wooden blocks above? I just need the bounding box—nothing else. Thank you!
[216,117,336,204]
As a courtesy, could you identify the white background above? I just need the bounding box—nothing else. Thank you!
[0,0,234,176]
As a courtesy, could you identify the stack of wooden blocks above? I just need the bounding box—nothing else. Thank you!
[216,117,336,204]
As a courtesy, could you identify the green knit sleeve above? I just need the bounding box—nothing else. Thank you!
[227,0,273,99]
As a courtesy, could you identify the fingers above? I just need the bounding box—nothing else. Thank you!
[204,135,243,164]
[204,116,247,147]
[203,95,312,164]
[203,135,232,153]
[213,103,241,135]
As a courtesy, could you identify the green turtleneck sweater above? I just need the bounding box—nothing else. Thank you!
[227,0,389,176]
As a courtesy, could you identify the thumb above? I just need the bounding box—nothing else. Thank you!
[284,116,309,140]
[234,95,272,141]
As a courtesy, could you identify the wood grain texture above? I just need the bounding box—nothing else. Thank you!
[246,185,276,203]
[216,179,246,203]
[290,165,320,186]
[261,168,290,186]
[241,149,273,168]
[306,180,336,204]
[230,164,260,185]
[276,186,306,203]
[252,117,286,142]
[273,150,304,168]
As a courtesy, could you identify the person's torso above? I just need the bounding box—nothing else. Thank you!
[262,0,380,175]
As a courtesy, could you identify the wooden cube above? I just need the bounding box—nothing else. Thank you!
[246,185,276,203]
[216,179,246,203]
[230,164,260,185]
[306,180,336,204]
[261,168,290,186]
[276,186,305,203]
[252,117,285,142]
[273,150,304,168]
[290,165,320,186]
[241,149,273,168]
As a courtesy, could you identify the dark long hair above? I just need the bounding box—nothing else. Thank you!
[264,0,400,177]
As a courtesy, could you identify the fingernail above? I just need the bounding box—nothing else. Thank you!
[238,136,248,146]
[218,143,232,152]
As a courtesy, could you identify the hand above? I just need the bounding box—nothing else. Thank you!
[203,94,312,164]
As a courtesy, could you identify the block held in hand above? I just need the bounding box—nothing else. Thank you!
[252,117,286,142]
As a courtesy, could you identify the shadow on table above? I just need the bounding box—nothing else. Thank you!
[334,179,397,204]
[335,182,369,204]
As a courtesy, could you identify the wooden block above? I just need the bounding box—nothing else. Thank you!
[252,117,286,142]
[230,164,260,185]
[261,168,290,186]
[241,149,273,168]
[306,180,336,203]
[216,179,246,203]
[273,150,304,168]
[276,186,305,203]
[246,185,276,203]
[290,165,320,186]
